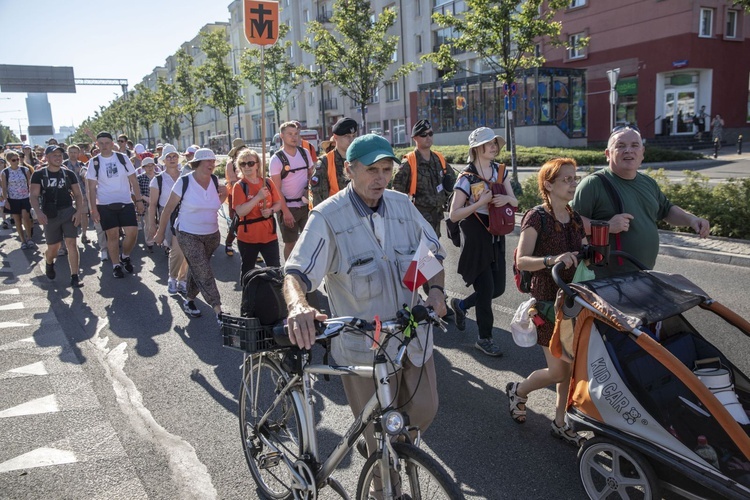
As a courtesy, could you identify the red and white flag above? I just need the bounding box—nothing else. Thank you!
[402,238,443,292]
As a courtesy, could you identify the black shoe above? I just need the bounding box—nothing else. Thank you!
[70,274,83,288]
[121,256,134,273]
[112,265,125,279]
[183,300,202,318]
[45,261,56,280]
[451,298,466,331]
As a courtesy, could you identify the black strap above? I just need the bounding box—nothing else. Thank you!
[93,152,128,178]
[276,147,310,179]
[594,170,624,213]
[156,174,163,208]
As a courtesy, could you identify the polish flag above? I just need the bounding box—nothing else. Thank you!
[402,238,443,292]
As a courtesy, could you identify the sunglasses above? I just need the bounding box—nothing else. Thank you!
[9,158,19,162]
[238,160,258,168]
[417,131,434,138]
[118,140,126,144]
[611,124,640,134]
[558,175,581,185]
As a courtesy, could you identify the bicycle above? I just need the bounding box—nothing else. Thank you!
[221,304,463,500]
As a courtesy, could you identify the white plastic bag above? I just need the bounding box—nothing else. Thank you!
[511,297,538,347]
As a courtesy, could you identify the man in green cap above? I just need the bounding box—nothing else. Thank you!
[283,133,447,460]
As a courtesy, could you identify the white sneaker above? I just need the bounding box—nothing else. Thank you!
[167,278,179,294]
[177,281,187,295]
[100,249,109,262]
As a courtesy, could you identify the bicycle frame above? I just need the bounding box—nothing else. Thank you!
[242,324,428,496]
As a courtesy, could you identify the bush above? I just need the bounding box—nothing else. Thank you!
[392,145,704,168]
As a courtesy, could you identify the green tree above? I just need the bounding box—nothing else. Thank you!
[198,29,243,147]
[175,48,205,142]
[240,23,301,130]
[733,1,750,13]
[298,0,417,133]
[423,0,582,183]
[0,123,20,144]
[155,76,181,143]
[132,83,159,146]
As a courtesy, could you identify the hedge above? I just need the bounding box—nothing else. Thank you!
[518,169,750,240]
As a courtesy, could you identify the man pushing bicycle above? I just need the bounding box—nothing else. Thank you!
[283,134,447,461]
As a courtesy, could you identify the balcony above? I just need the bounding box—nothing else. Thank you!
[321,98,338,112]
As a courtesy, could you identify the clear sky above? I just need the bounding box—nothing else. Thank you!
[0,0,234,140]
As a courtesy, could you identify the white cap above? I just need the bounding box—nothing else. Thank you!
[191,148,216,163]
[467,127,506,162]
[141,157,155,166]
[134,143,146,155]
[160,144,178,162]
[186,145,198,154]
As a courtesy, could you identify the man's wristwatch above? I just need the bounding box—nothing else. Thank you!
[429,285,445,294]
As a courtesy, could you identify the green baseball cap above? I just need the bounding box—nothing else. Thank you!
[346,134,398,166]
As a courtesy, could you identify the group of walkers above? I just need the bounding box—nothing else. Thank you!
[2,120,712,452]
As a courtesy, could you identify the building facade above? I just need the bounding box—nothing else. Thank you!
[543,0,750,143]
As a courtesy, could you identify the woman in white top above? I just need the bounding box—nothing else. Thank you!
[149,150,189,295]
[155,148,228,322]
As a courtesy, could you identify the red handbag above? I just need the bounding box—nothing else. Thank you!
[487,181,517,235]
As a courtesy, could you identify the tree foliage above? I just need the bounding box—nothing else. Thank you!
[423,0,582,181]
[197,29,243,141]
[155,77,181,143]
[298,0,417,133]
[1,122,20,144]
[240,23,300,131]
[175,48,205,143]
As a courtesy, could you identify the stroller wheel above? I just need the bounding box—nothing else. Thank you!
[578,437,659,500]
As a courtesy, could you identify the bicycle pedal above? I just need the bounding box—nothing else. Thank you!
[258,451,282,469]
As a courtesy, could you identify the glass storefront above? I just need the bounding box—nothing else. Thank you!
[416,67,586,137]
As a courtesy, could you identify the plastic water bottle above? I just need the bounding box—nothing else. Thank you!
[694,435,720,468]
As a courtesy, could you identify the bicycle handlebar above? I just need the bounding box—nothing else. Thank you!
[272,305,446,349]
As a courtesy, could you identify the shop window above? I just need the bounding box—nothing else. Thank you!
[700,8,714,38]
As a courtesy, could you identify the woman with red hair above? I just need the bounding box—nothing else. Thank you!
[506,158,587,446]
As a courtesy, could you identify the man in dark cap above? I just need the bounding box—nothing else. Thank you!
[310,117,358,207]
[392,119,455,237]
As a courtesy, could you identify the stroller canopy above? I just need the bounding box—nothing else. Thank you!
[576,271,711,327]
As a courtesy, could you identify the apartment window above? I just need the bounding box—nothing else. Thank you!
[304,10,309,22]
[726,10,738,39]
[416,35,422,54]
[291,96,296,110]
[370,87,380,103]
[386,81,400,102]
[700,8,714,37]
[309,91,314,105]
[568,32,585,60]
[569,0,586,8]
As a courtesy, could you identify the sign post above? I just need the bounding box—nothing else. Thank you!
[606,68,620,131]
[244,0,279,166]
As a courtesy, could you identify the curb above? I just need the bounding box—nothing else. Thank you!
[658,244,750,268]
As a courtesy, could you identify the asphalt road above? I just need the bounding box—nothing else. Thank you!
[2,221,750,499]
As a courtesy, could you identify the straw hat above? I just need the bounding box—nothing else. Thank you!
[228,138,246,159]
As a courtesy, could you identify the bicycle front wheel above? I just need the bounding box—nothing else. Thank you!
[356,442,463,500]
[239,355,303,499]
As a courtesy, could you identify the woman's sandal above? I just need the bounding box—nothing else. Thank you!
[505,382,527,424]
[550,420,585,447]
[225,245,234,257]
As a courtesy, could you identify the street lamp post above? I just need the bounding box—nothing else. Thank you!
[231,49,243,139]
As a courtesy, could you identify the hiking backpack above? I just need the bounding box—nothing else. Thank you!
[240,266,287,326]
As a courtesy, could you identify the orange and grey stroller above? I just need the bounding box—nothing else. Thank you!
[551,251,750,499]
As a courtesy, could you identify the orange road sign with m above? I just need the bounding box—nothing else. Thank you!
[244,0,279,46]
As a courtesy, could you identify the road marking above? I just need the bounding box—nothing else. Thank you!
[0,302,23,311]
[0,288,20,295]
[90,318,218,499]
[0,321,29,329]
[8,361,47,376]
[0,447,77,473]
[0,394,59,418]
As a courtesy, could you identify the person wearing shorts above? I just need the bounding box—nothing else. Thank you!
[2,150,35,249]
[86,132,146,279]
[29,145,86,287]
[269,121,314,259]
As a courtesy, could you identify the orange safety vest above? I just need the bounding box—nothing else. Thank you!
[405,150,446,196]
[301,139,318,163]
[326,150,340,195]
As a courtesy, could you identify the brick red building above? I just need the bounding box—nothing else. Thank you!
[542,0,750,143]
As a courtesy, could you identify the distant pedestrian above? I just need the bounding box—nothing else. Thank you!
[137,157,157,251]
[711,114,725,144]
[154,148,228,323]
[86,132,146,278]
[29,145,86,287]
[1,150,35,249]
[694,105,707,141]
[231,149,281,278]
[269,121,314,260]
[310,117,357,208]
[64,145,90,244]
[224,138,248,257]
